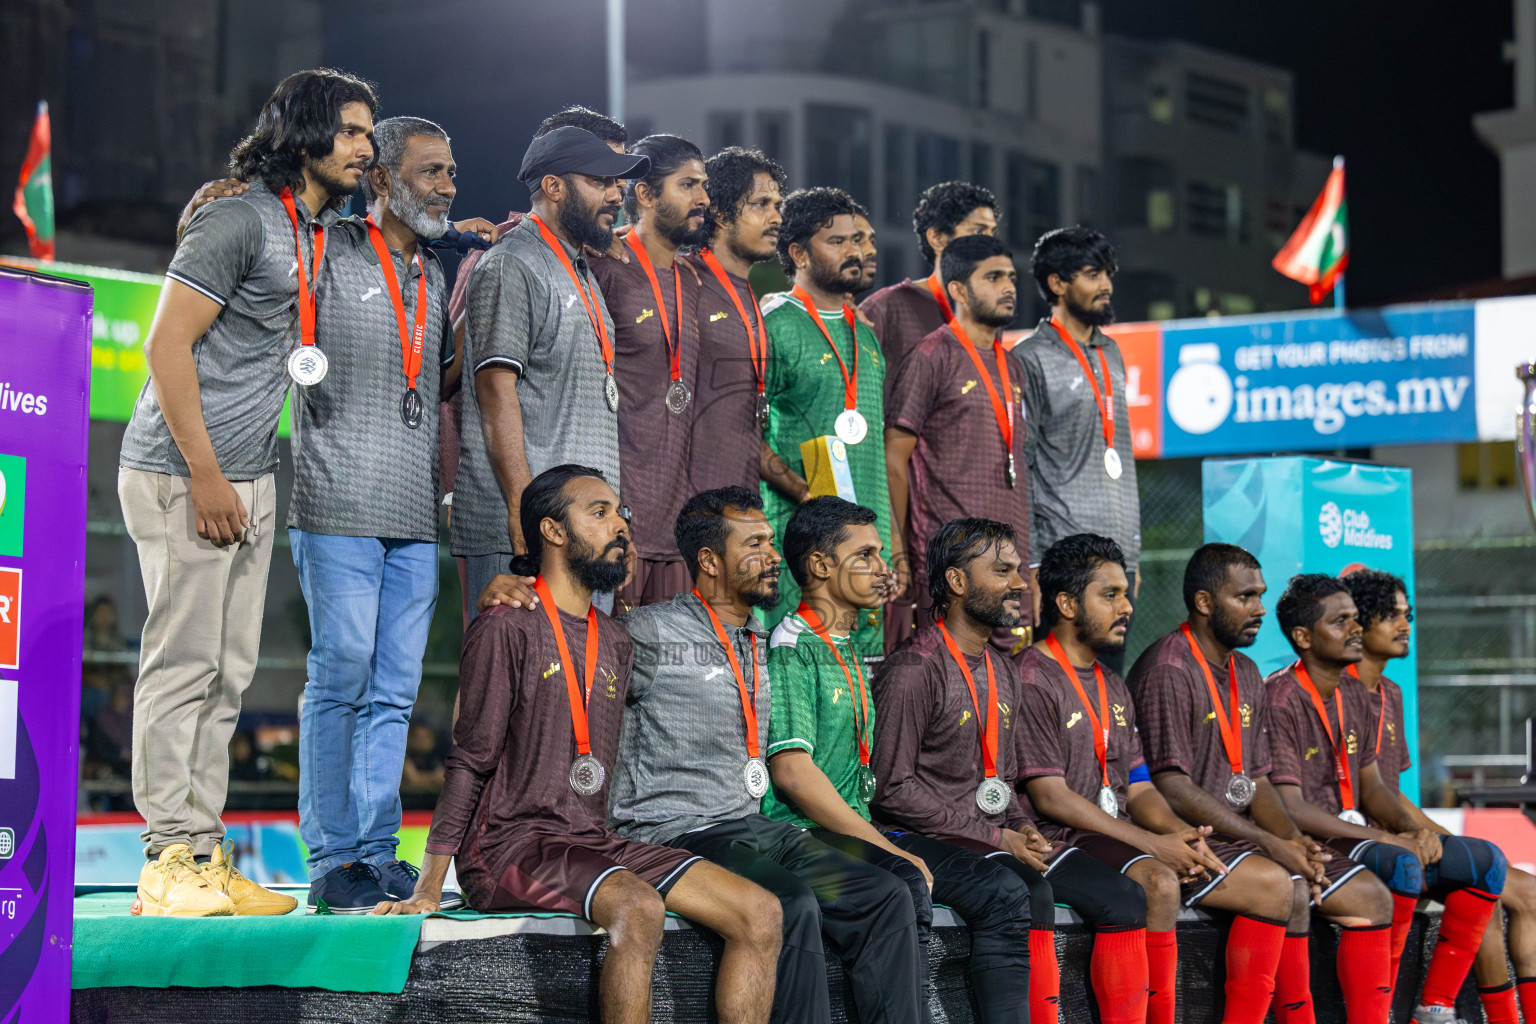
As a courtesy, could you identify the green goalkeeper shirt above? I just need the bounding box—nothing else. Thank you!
[761,612,876,828]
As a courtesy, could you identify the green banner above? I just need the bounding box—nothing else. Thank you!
[0,256,290,433]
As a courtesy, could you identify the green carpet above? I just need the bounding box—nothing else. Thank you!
[74,892,450,993]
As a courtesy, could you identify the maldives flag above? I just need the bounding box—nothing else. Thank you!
[1273,156,1346,304]
[13,100,54,261]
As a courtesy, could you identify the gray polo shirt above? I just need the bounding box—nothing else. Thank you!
[1017,317,1142,571]
[120,182,339,480]
[451,217,622,556]
[287,216,454,541]
[609,593,771,845]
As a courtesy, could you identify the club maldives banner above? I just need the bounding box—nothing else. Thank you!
[1203,457,1419,799]
[0,267,91,1018]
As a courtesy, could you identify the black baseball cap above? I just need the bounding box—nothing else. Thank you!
[518,126,649,186]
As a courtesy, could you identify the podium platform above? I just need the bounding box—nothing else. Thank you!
[70,891,1485,1024]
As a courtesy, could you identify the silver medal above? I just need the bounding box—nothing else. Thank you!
[858,765,876,803]
[288,346,329,387]
[1338,808,1366,826]
[743,757,769,799]
[569,754,606,796]
[666,380,693,415]
[1225,772,1255,809]
[975,777,1010,815]
[1104,447,1123,480]
[604,373,620,412]
[400,388,423,429]
[754,393,771,432]
[834,408,868,445]
[1098,784,1119,818]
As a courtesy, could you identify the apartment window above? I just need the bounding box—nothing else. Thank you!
[1075,165,1098,224]
[707,111,746,154]
[1185,72,1250,134]
[1111,157,1176,232]
[1148,83,1174,124]
[805,104,872,201]
[1005,153,1059,249]
[916,132,962,188]
[1263,87,1289,146]
[1186,180,1245,241]
[1459,442,1518,490]
[1264,195,1290,249]
[1025,39,1039,121]
[884,124,911,223]
[977,29,991,109]
[757,110,791,164]
[971,142,994,192]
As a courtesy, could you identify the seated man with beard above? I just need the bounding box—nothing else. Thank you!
[377,466,782,1024]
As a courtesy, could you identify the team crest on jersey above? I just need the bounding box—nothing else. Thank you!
[1386,722,1397,745]
[832,689,841,703]
[602,665,618,698]
[1066,711,1082,729]
[636,308,655,324]
[1112,703,1127,727]
[1305,746,1319,761]
[1346,730,1358,755]
[1240,703,1253,728]
[543,661,562,679]
[1001,702,1013,730]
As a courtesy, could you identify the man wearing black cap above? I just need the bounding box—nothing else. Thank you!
[452,126,649,617]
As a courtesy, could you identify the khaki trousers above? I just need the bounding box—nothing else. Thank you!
[118,468,276,857]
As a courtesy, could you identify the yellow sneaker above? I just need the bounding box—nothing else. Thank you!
[133,843,234,917]
[207,841,298,916]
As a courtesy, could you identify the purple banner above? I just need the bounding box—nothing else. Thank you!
[0,266,92,1018]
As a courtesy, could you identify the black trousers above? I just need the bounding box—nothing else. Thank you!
[811,828,1035,1024]
[674,815,923,1024]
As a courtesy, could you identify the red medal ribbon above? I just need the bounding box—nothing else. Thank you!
[529,214,616,380]
[534,576,601,759]
[624,233,685,386]
[364,216,428,391]
[693,591,763,760]
[1344,663,1388,757]
[1044,633,1113,793]
[1180,623,1244,776]
[1293,661,1357,814]
[700,249,768,401]
[938,620,1001,781]
[924,272,954,322]
[791,284,860,414]
[1050,315,1115,452]
[947,317,1016,485]
[279,189,327,349]
[797,603,871,768]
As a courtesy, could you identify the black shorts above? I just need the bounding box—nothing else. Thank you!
[483,832,702,921]
[1051,830,1266,908]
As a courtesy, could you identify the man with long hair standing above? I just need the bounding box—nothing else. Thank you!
[118,69,377,916]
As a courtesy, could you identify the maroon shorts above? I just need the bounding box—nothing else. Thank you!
[1312,837,1372,901]
[483,833,703,921]
[1046,829,1268,907]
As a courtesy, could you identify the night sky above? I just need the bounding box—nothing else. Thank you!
[1101,0,1515,304]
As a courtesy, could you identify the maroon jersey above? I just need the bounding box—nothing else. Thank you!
[682,252,763,494]
[1014,645,1145,839]
[1263,664,1380,816]
[590,253,701,562]
[886,324,1032,592]
[1127,629,1272,804]
[1342,669,1412,794]
[425,603,633,911]
[870,624,1030,846]
[861,278,948,404]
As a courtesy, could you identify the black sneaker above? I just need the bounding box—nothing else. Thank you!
[375,858,465,911]
[307,862,391,914]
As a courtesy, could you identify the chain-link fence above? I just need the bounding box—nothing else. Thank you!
[1130,456,1536,807]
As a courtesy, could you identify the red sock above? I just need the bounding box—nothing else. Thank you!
[1091,927,1150,1024]
[1480,982,1519,1024]
[1146,929,1177,1024]
[1030,928,1061,1024]
[1516,977,1536,1023]
[1420,888,1500,1008]
[1389,892,1419,991]
[1337,925,1393,1024]
[1221,915,1286,1024]
[1271,932,1317,1024]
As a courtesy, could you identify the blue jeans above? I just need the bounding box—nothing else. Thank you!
[291,530,439,879]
